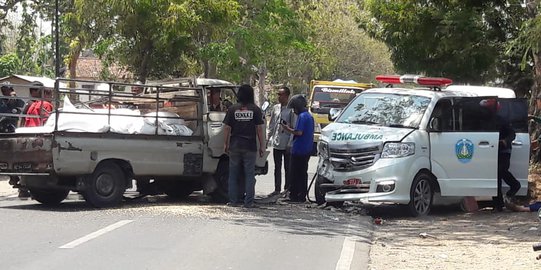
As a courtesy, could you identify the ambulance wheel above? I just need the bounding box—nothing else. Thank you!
[83,162,126,208]
[314,175,327,205]
[408,173,434,217]
[29,188,69,205]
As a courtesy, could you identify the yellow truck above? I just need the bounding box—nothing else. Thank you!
[308,80,373,154]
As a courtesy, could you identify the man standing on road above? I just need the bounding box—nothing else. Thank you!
[223,84,265,208]
[1,83,29,198]
[281,94,314,203]
[267,86,293,196]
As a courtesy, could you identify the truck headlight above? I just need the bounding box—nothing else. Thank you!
[318,141,329,159]
[381,142,415,158]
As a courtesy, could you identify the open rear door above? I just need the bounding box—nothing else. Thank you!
[498,98,529,196]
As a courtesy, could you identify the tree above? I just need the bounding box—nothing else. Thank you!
[74,0,239,83]
[295,0,394,83]
[362,0,531,87]
[0,52,20,76]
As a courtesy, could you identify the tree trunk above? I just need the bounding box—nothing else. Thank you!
[256,63,267,106]
[67,43,81,101]
[138,41,154,83]
[526,0,540,163]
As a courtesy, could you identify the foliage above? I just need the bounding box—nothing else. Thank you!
[0,52,20,76]
[297,0,394,84]
[74,0,240,83]
[362,0,532,88]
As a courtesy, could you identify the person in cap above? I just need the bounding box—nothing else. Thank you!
[280,94,314,203]
[0,83,24,132]
[1,83,29,198]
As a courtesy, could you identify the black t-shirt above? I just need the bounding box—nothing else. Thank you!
[223,103,264,151]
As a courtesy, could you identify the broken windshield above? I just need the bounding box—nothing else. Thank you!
[336,93,431,128]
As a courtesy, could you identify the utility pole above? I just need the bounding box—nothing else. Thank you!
[54,0,60,78]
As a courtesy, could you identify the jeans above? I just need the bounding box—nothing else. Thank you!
[273,148,291,192]
[228,150,257,206]
[494,152,521,208]
[288,153,310,201]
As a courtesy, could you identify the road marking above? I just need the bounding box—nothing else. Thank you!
[59,220,133,249]
[335,236,356,270]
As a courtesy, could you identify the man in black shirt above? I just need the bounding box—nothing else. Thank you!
[223,84,265,208]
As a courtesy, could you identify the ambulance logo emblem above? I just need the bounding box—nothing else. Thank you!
[455,139,474,163]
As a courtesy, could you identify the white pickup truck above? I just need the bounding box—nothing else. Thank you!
[0,78,268,207]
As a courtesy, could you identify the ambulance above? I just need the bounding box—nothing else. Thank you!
[315,75,529,216]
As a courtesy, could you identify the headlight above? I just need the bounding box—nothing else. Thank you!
[318,141,329,159]
[381,142,415,158]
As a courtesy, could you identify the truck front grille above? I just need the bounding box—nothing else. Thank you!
[329,145,380,171]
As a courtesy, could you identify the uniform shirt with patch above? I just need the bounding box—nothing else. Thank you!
[223,103,264,151]
[291,111,314,156]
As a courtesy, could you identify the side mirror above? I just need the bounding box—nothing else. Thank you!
[261,101,270,112]
[329,108,341,121]
[429,117,441,132]
[208,111,226,122]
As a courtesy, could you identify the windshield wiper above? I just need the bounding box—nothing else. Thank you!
[387,124,415,128]
[350,120,380,125]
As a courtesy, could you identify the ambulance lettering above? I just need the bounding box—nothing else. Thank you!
[331,132,383,141]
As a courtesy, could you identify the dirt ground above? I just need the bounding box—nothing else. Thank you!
[368,173,541,270]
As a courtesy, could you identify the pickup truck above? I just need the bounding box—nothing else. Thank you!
[0,78,268,207]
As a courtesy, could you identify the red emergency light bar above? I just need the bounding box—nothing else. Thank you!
[376,75,452,86]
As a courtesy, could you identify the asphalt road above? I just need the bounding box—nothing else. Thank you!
[0,155,372,270]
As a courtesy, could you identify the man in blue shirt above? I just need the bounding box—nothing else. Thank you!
[281,94,314,202]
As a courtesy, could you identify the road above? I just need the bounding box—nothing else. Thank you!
[0,155,372,270]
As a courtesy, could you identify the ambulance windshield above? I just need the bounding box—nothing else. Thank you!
[337,93,431,128]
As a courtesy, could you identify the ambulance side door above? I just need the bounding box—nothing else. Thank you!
[429,97,499,196]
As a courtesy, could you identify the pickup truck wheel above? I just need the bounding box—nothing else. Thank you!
[83,162,126,208]
[29,188,69,205]
[408,173,434,217]
[210,158,229,203]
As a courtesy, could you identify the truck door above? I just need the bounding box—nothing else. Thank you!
[429,97,499,196]
[206,86,234,157]
[498,98,529,196]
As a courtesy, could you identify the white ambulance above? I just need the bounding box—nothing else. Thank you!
[315,75,529,216]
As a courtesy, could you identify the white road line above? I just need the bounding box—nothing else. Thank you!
[59,220,133,249]
[335,236,356,270]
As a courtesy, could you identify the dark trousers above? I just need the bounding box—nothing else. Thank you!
[273,148,291,192]
[288,153,310,201]
[494,153,521,207]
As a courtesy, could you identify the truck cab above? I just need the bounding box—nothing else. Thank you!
[315,75,529,216]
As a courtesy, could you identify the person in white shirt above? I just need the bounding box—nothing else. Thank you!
[267,87,294,196]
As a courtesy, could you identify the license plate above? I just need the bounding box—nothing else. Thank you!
[343,178,361,186]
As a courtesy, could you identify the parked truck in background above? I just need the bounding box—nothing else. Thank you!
[0,78,268,207]
[308,80,374,155]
